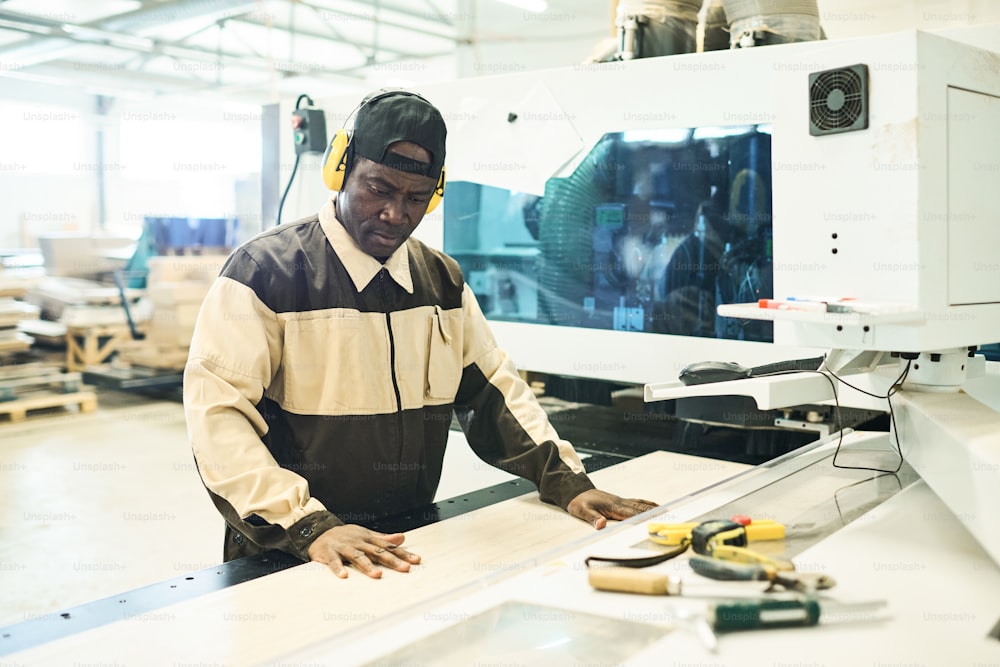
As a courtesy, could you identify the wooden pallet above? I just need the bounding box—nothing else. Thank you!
[0,369,83,401]
[0,389,98,423]
[65,324,139,371]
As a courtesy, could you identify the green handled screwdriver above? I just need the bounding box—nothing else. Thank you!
[672,595,886,651]
[707,593,887,632]
[710,595,819,631]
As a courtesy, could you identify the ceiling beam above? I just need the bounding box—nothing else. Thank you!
[0,12,371,79]
[0,2,460,97]
[0,1,260,66]
[227,14,452,60]
[298,1,457,37]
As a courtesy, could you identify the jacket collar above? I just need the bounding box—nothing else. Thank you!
[319,198,414,294]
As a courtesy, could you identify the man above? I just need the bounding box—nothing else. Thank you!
[183,89,657,579]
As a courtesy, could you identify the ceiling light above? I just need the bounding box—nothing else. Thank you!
[495,0,548,13]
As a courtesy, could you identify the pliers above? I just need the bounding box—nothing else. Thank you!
[689,554,836,593]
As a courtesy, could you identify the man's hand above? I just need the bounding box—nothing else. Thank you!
[567,489,658,530]
[307,525,421,578]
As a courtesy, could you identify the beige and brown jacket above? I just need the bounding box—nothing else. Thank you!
[183,200,594,561]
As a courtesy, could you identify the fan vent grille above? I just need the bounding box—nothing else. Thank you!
[809,64,869,136]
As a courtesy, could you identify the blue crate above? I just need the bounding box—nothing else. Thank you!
[146,217,238,254]
[196,217,238,248]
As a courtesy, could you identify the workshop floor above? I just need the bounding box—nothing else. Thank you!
[0,391,218,628]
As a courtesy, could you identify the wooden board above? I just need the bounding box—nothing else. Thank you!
[15,319,67,346]
[0,333,33,354]
[0,451,750,663]
[115,341,190,371]
[0,370,82,400]
[0,299,41,328]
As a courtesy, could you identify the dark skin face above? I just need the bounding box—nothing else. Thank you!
[335,141,439,258]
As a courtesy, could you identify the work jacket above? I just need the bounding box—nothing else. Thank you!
[183,199,594,561]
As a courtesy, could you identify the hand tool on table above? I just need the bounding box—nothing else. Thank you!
[689,555,836,593]
[586,518,792,572]
[587,568,884,650]
[648,516,785,547]
[686,595,887,652]
[588,566,684,596]
[689,519,795,570]
[703,593,888,633]
[587,568,879,624]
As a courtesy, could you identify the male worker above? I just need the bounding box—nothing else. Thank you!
[183,89,657,579]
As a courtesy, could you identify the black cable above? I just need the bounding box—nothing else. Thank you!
[748,360,911,475]
[827,360,909,474]
[585,539,691,569]
[275,153,300,227]
[112,269,144,341]
[275,94,314,226]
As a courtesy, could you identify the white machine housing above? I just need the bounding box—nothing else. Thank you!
[298,27,1000,386]
[762,30,1000,353]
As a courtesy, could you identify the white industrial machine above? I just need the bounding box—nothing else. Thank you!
[289,25,1000,564]
[269,26,1000,665]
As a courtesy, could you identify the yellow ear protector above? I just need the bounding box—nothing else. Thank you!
[322,91,446,215]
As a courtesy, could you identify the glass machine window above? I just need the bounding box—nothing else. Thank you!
[443,125,774,343]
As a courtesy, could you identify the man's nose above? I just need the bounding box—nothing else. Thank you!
[379,197,407,225]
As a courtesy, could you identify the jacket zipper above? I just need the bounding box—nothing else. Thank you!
[377,272,405,470]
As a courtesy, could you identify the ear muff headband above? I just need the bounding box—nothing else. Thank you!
[321,91,446,216]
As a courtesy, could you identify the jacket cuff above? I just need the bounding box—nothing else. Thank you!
[540,471,596,511]
[287,511,345,561]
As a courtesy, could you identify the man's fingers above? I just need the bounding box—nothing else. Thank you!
[570,504,608,530]
[345,548,383,578]
[568,491,660,527]
[608,499,659,520]
[308,526,421,578]
[324,554,349,578]
[373,535,421,565]
[367,544,414,573]
[383,532,407,547]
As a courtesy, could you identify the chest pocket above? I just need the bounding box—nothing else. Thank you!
[278,310,390,413]
[426,305,464,401]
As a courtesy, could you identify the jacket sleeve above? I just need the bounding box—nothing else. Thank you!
[453,284,595,509]
[183,258,341,561]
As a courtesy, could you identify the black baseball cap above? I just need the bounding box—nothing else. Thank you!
[351,91,447,179]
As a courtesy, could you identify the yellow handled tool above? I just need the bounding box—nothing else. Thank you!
[649,517,785,547]
[587,566,683,596]
[690,519,795,571]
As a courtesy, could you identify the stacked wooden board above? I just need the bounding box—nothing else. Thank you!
[115,255,226,371]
